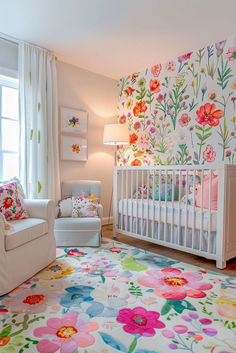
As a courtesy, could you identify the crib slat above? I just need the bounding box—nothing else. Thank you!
[192,171,196,250]
[136,170,138,234]
[185,170,189,248]
[126,170,128,231]
[164,170,168,242]
[178,170,182,245]
[141,169,144,236]
[171,170,175,244]
[121,169,124,230]
[146,169,150,238]
[152,170,155,239]
[200,169,204,252]
[208,169,212,254]
[130,170,133,233]
[158,170,161,241]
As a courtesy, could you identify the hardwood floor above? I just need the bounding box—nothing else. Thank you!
[102,224,236,277]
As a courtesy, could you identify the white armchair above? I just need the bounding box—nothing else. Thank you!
[0,199,56,296]
[54,180,102,247]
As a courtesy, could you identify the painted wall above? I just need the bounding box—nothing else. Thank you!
[57,61,118,221]
[117,37,236,166]
[0,38,18,75]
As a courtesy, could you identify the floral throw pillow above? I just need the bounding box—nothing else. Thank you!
[72,197,99,218]
[0,181,28,221]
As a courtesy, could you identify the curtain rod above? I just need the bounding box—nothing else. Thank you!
[0,32,54,55]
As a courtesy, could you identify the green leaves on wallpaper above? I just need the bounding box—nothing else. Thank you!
[116,37,236,166]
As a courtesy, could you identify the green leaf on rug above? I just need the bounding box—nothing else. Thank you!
[122,257,148,272]
[99,332,128,352]
[161,300,196,315]
[0,325,12,337]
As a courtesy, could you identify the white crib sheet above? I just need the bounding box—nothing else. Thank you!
[118,199,217,232]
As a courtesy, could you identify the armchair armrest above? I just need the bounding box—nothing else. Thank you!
[23,199,55,229]
[97,204,103,220]
[0,213,5,252]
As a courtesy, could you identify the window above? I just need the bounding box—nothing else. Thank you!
[0,75,19,180]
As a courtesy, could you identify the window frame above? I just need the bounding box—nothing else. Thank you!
[0,75,19,180]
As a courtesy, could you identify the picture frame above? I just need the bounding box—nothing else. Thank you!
[61,135,88,161]
[60,106,88,134]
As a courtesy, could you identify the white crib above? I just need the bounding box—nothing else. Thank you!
[113,165,236,269]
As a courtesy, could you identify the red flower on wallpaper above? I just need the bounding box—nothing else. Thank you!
[124,86,135,97]
[196,103,223,127]
[129,133,138,144]
[133,101,147,117]
[151,64,162,77]
[3,197,14,209]
[131,159,142,166]
[178,52,192,62]
[149,79,161,93]
[119,115,126,124]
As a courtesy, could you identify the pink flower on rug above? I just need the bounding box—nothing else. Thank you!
[203,145,216,163]
[34,312,98,353]
[138,268,212,300]
[116,306,165,337]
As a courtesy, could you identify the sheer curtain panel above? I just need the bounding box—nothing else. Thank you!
[18,42,60,201]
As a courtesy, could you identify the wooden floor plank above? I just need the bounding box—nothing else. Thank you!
[102,225,236,277]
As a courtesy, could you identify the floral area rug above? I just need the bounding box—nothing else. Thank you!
[0,241,236,353]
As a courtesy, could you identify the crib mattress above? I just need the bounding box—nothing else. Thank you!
[118,199,217,232]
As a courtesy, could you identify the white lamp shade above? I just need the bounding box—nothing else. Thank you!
[103,124,129,145]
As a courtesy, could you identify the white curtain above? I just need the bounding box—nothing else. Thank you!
[18,42,60,201]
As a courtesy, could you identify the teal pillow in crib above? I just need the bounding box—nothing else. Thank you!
[150,184,179,201]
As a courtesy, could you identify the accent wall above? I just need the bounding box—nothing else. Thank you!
[117,37,236,166]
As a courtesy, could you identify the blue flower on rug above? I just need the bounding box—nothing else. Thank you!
[138,254,179,268]
[60,285,94,309]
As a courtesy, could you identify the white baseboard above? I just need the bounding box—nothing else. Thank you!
[102,216,113,225]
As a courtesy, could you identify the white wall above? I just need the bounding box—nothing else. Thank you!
[57,60,118,222]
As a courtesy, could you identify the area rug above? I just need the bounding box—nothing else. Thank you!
[0,241,236,353]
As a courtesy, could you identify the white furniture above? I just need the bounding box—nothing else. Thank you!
[113,165,236,269]
[0,199,56,296]
[54,180,102,247]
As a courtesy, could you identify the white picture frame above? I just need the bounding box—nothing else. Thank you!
[61,135,88,161]
[60,106,88,134]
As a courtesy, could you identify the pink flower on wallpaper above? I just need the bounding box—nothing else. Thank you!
[203,145,216,163]
[140,134,149,146]
[226,46,236,62]
[133,121,141,130]
[147,119,152,125]
[151,64,162,77]
[178,52,192,62]
[165,60,176,72]
[150,127,156,134]
[119,115,126,124]
[178,113,191,127]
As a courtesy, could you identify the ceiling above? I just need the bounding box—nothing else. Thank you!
[0,0,235,79]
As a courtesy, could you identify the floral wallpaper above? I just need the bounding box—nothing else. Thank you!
[117,37,236,166]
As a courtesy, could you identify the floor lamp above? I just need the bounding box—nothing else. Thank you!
[103,123,129,224]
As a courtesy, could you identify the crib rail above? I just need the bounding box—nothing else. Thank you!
[113,164,231,267]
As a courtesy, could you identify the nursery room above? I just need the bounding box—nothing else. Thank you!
[0,0,236,352]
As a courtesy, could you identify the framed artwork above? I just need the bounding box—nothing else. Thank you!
[60,106,88,134]
[61,135,88,161]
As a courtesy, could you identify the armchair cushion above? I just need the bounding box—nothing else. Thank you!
[55,217,101,231]
[5,218,48,251]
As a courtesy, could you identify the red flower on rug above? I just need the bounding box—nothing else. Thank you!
[117,306,165,337]
[138,268,212,300]
[196,103,223,127]
[109,247,122,253]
